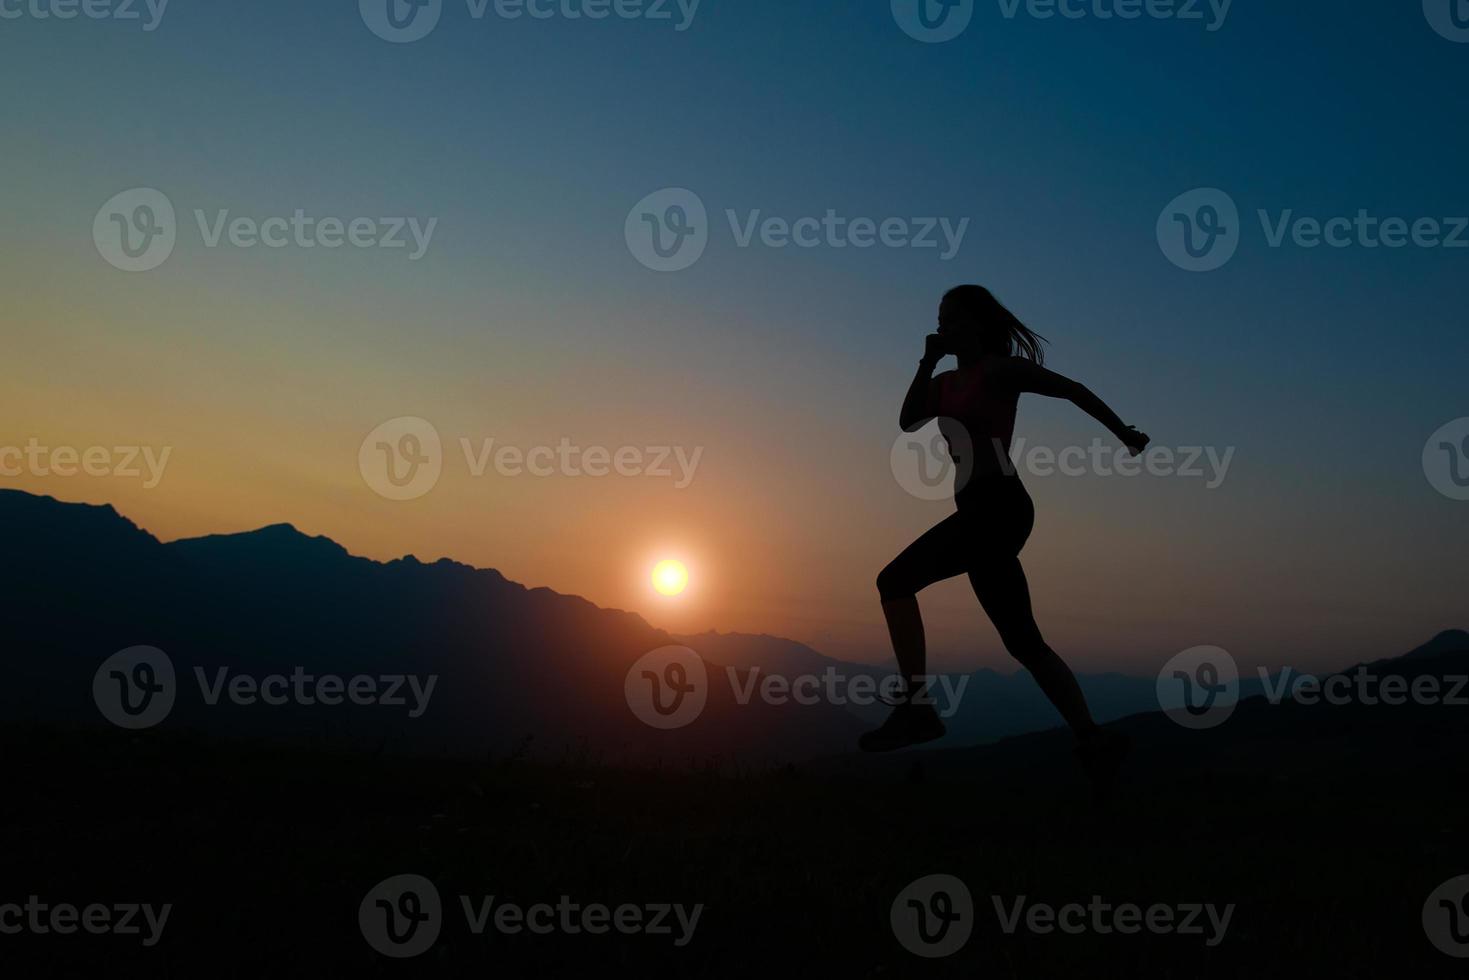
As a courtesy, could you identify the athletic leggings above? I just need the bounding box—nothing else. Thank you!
[877,476,1054,671]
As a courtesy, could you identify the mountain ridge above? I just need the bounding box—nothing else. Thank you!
[3,489,1463,761]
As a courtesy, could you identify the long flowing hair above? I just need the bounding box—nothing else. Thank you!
[943,285,1049,364]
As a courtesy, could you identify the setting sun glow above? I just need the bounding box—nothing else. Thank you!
[651,560,689,597]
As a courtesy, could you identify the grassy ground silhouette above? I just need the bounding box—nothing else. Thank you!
[4,707,1465,976]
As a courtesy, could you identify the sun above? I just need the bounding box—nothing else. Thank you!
[651,559,689,597]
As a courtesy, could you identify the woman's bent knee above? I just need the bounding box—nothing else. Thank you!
[876,564,914,602]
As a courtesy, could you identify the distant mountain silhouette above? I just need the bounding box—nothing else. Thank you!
[0,490,865,761]
[675,630,1318,745]
[830,636,1469,786]
[1394,629,1469,661]
[3,489,1462,764]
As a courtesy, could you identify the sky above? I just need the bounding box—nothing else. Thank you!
[2,0,1466,676]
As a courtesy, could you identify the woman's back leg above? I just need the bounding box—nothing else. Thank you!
[967,556,1097,738]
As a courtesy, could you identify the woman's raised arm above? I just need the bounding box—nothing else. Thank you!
[1000,359,1149,454]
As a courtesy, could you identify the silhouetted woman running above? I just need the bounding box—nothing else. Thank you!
[863,286,1147,779]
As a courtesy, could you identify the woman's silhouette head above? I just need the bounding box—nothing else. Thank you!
[938,285,1048,364]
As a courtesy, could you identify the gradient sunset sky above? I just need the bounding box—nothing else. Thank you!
[3,1,1465,675]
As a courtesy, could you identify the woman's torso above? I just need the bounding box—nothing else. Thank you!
[932,359,1021,481]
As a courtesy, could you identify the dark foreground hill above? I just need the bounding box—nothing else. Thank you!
[2,684,1467,977]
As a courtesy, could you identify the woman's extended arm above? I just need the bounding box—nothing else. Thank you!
[898,335,949,432]
[1004,359,1149,454]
